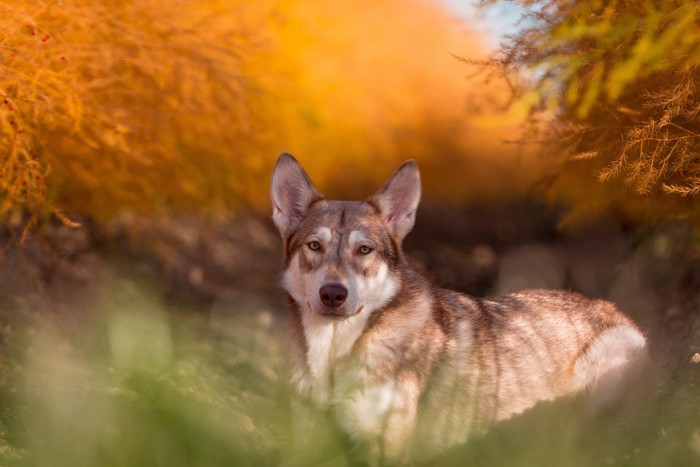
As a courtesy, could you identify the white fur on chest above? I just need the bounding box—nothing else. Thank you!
[300,308,372,404]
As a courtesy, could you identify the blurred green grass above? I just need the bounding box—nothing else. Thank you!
[0,277,297,467]
[0,219,698,466]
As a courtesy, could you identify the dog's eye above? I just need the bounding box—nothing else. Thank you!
[358,245,373,255]
[307,241,321,251]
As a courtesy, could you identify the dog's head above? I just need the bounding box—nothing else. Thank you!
[271,153,421,320]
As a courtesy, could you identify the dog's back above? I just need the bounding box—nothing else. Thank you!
[412,288,646,455]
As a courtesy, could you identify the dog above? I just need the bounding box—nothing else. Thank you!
[270,152,648,464]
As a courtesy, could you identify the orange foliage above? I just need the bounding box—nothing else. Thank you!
[484,0,700,226]
[1,0,266,221]
[0,0,527,224]
[263,0,531,204]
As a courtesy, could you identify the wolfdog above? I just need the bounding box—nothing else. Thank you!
[270,153,648,464]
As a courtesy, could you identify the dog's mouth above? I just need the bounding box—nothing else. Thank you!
[310,303,364,320]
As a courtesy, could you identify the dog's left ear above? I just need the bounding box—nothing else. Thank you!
[369,160,421,241]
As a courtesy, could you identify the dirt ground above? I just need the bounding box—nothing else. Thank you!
[0,201,698,465]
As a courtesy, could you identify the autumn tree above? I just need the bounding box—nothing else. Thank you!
[483,0,700,225]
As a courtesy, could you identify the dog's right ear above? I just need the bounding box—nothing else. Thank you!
[271,153,322,236]
[369,160,421,242]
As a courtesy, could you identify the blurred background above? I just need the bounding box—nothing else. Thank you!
[0,0,699,465]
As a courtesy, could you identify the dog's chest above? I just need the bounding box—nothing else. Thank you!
[300,310,371,403]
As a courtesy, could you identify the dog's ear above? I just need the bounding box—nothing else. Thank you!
[271,153,322,235]
[369,160,421,241]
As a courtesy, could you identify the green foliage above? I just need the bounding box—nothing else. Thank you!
[0,280,294,466]
[0,271,699,466]
[484,0,700,224]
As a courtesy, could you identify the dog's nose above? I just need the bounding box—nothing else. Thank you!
[320,284,347,308]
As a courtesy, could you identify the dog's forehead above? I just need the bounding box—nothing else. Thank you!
[301,200,381,235]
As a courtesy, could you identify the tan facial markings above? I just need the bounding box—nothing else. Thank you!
[349,230,371,253]
[314,226,332,245]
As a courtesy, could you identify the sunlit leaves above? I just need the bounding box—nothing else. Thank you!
[502,1,700,117]
[486,0,700,224]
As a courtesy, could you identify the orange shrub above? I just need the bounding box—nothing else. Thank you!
[1,0,527,225]
[1,0,270,223]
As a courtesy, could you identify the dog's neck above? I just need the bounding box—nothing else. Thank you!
[289,263,432,405]
[288,298,374,405]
